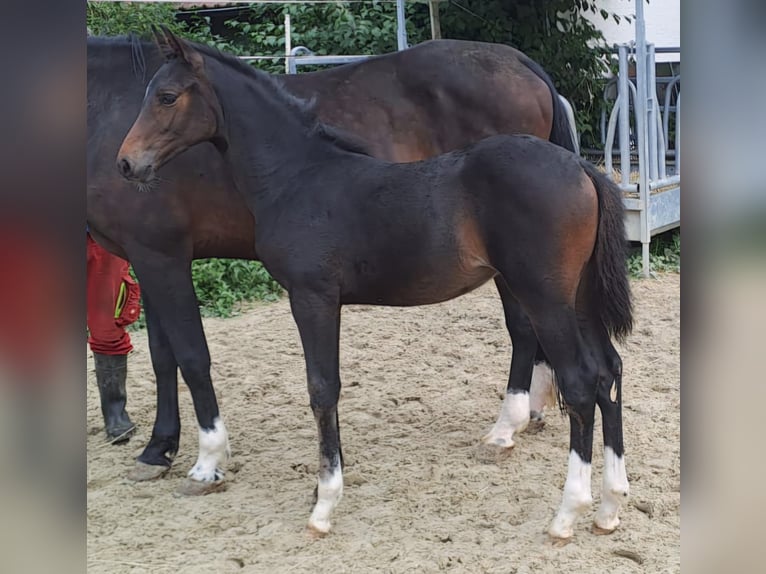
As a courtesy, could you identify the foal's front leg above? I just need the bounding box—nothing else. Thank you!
[289,289,344,535]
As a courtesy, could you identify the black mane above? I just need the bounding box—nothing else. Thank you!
[87,34,147,81]
[190,42,373,157]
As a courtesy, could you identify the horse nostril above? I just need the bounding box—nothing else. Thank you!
[118,158,132,178]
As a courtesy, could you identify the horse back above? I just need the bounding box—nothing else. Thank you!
[283,40,553,162]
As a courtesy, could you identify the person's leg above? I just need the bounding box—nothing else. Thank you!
[86,235,135,442]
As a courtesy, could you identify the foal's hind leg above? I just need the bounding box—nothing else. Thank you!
[289,288,344,535]
[510,297,598,540]
[591,331,629,533]
[482,278,538,451]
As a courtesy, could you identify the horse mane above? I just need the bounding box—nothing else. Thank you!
[87,34,148,82]
[190,42,373,157]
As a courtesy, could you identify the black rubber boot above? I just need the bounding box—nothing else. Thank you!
[94,353,135,443]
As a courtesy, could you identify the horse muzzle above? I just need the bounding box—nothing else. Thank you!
[116,154,155,183]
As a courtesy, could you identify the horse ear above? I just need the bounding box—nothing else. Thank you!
[158,25,204,71]
[152,25,177,61]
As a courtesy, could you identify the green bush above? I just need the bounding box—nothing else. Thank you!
[191,260,283,317]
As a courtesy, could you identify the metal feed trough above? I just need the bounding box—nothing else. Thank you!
[601,0,680,276]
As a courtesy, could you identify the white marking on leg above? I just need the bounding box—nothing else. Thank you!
[483,391,529,448]
[188,417,230,482]
[308,465,343,534]
[594,447,629,531]
[549,450,593,539]
[609,380,618,403]
[529,363,557,420]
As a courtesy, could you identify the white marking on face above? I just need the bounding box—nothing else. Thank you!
[529,363,557,418]
[594,446,629,531]
[483,391,529,448]
[549,450,593,539]
[308,465,343,534]
[609,380,618,403]
[188,417,230,482]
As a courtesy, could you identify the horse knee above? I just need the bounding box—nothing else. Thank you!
[559,361,598,414]
[307,376,341,411]
[150,350,177,380]
[175,351,211,384]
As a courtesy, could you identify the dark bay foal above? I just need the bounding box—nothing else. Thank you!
[117,29,633,540]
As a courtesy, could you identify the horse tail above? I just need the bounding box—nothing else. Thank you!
[581,160,633,342]
[518,55,578,155]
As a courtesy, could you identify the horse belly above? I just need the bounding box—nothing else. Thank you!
[341,252,496,307]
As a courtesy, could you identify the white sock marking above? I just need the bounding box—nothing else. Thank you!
[549,450,593,539]
[529,363,557,419]
[594,446,629,531]
[483,391,529,448]
[308,465,343,534]
[188,417,230,482]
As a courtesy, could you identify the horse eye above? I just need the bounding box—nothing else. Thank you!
[159,93,178,106]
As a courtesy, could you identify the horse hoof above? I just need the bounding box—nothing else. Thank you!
[106,423,136,445]
[592,522,618,536]
[306,524,330,539]
[472,440,514,464]
[174,478,227,497]
[548,535,573,548]
[127,461,169,482]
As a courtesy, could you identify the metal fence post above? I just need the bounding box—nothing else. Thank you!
[396,0,408,50]
[635,0,651,277]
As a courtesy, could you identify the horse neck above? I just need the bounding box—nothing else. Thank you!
[208,57,342,210]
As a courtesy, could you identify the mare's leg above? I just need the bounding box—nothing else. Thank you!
[127,288,181,481]
[482,278,538,449]
[289,288,343,535]
[130,253,229,493]
[590,329,629,533]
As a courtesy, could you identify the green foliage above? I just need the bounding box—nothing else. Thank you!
[191,259,283,317]
[628,230,680,278]
[223,2,430,73]
[86,1,235,51]
[87,2,182,37]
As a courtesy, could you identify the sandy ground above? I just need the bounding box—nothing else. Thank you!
[87,273,680,574]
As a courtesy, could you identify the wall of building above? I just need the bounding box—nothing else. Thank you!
[582,0,680,61]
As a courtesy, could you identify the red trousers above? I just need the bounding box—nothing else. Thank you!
[86,234,134,356]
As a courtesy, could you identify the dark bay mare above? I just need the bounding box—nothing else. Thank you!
[116,29,633,540]
[88,35,576,481]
